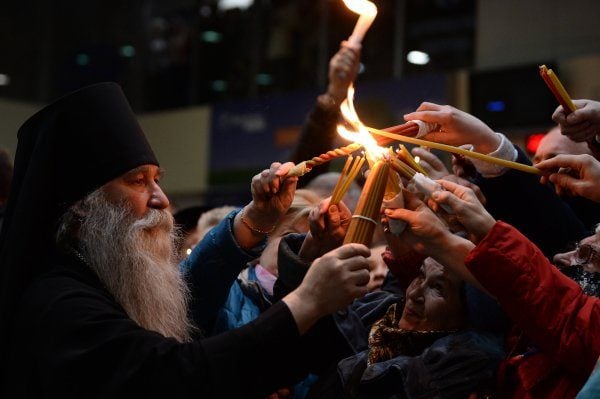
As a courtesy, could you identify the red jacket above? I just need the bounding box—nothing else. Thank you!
[465,221,600,398]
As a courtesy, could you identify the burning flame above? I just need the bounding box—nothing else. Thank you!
[337,84,386,161]
[343,0,378,17]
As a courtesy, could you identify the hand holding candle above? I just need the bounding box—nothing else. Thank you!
[551,99,600,143]
[343,0,378,48]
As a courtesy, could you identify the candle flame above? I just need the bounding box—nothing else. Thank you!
[337,84,386,161]
[343,0,377,17]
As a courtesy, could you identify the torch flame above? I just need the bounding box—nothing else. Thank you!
[343,0,378,17]
[337,84,386,162]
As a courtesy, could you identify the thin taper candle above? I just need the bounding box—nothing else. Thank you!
[368,126,543,175]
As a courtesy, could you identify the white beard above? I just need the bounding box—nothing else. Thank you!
[77,190,194,343]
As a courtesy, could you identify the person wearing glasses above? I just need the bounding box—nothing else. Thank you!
[552,224,600,296]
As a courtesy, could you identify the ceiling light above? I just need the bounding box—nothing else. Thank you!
[0,74,10,86]
[407,50,430,65]
[218,0,253,11]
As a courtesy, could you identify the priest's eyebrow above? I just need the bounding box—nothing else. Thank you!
[124,165,166,179]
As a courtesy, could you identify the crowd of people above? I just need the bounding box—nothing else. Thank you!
[0,42,599,399]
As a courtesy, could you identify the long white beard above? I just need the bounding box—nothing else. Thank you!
[78,190,194,343]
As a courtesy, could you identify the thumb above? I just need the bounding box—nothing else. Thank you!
[402,189,425,211]
[328,204,341,227]
[566,111,582,124]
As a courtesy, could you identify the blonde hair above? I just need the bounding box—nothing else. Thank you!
[273,189,321,236]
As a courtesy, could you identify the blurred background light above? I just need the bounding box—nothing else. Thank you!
[201,31,222,44]
[75,53,90,66]
[218,0,254,11]
[255,73,272,86]
[406,50,430,65]
[119,45,136,58]
[211,80,227,92]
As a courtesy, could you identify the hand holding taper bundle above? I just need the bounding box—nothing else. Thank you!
[286,142,363,177]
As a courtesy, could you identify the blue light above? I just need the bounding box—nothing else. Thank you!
[256,73,272,86]
[76,53,90,66]
[119,45,136,58]
[211,80,227,92]
[201,31,222,43]
[486,100,506,112]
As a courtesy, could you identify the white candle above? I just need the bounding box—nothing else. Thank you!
[343,0,378,47]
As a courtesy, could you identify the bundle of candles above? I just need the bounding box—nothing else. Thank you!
[539,65,577,114]
[343,159,390,246]
[330,155,366,206]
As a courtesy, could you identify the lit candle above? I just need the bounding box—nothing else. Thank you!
[343,0,378,48]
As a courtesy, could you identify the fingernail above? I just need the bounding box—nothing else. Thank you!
[329,205,338,213]
[431,191,440,200]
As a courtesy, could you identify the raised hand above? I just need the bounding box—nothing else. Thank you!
[327,41,361,104]
[235,162,298,248]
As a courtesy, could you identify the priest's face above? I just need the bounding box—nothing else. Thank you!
[102,164,170,218]
[398,258,467,331]
[73,172,193,343]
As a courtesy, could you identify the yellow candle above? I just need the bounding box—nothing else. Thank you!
[344,160,389,246]
[367,126,543,175]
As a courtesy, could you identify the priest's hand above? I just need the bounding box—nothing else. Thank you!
[283,243,370,334]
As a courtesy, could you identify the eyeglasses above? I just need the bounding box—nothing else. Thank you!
[573,243,599,266]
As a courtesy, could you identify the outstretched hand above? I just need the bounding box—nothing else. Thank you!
[283,243,371,334]
[404,102,500,154]
[535,154,600,202]
[410,147,449,180]
[383,190,450,255]
[429,179,496,243]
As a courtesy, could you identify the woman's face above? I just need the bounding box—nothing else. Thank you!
[398,258,467,331]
